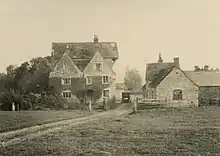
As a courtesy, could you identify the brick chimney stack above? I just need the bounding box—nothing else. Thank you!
[94,35,98,43]
[158,53,163,63]
[174,57,180,68]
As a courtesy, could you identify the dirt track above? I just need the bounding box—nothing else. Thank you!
[0,104,132,148]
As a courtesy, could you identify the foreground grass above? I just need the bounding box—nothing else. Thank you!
[2,107,220,155]
[0,110,94,133]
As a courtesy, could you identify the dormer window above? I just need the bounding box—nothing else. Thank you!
[61,78,71,85]
[96,63,102,72]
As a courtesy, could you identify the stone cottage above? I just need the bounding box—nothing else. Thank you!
[144,54,220,107]
[49,35,119,103]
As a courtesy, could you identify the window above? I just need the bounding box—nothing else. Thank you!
[102,76,109,84]
[62,78,71,85]
[103,89,110,98]
[86,76,92,85]
[152,90,155,99]
[62,90,71,98]
[173,89,183,100]
[96,63,102,72]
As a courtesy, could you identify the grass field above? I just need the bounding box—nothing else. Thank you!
[2,106,220,155]
[0,110,94,133]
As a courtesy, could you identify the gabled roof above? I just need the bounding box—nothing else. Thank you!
[72,59,91,72]
[146,62,174,82]
[52,42,119,60]
[49,52,82,78]
[184,71,220,86]
[148,66,174,88]
[83,51,116,76]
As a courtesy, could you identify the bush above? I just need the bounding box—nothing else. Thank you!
[0,89,23,111]
[66,94,87,110]
[107,96,118,110]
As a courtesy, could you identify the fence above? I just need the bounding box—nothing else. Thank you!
[137,99,198,109]
[199,97,220,106]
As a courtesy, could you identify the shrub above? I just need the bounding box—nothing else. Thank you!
[0,89,23,111]
[66,94,87,110]
[107,96,118,110]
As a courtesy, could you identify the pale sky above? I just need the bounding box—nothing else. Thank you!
[1,0,220,83]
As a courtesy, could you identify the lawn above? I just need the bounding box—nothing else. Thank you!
[0,110,94,133]
[2,106,220,155]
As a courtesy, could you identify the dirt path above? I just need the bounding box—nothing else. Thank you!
[1,104,132,148]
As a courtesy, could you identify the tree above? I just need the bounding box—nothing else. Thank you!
[124,67,142,90]
[194,65,201,72]
[0,56,55,110]
[194,65,220,72]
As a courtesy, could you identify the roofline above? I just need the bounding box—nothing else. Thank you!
[199,85,220,87]
[52,41,118,44]
[177,67,199,87]
[148,67,174,88]
[154,66,199,88]
[146,62,174,65]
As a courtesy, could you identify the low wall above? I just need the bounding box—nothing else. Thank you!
[139,99,198,108]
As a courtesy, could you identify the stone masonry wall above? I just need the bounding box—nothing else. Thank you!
[157,67,199,107]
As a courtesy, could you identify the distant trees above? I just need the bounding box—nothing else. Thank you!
[194,65,220,72]
[124,67,142,91]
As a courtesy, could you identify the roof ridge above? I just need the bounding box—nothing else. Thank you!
[52,41,117,44]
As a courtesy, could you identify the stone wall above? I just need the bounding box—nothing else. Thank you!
[157,67,199,107]
[199,86,220,99]
[49,77,86,97]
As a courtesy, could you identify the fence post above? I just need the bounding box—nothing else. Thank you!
[12,102,15,111]
[133,96,138,113]
[104,98,108,111]
[89,99,92,112]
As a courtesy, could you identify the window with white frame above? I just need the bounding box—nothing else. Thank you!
[62,90,71,98]
[95,63,102,72]
[61,78,71,85]
[86,76,92,85]
[102,76,109,84]
[103,89,110,98]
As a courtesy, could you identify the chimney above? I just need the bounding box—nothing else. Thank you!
[64,44,70,55]
[174,57,180,68]
[158,53,163,63]
[94,35,98,43]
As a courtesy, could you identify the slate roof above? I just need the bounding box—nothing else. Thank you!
[146,62,174,82]
[49,52,82,78]
[72,59,91,72]
[52,42,119,72]
[52,42,119,59]
[184,71,220,86]
[148,66,174,88]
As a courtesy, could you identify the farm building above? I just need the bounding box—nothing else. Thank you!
[144,54,220,107]
[49,35,119,104]
[114,83,128,101]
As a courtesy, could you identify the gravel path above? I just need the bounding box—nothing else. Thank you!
[0,104,132,148]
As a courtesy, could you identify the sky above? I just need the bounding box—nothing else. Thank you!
[0,0,220,83]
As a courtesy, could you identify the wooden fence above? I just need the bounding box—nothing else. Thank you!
[137,99,198,109]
